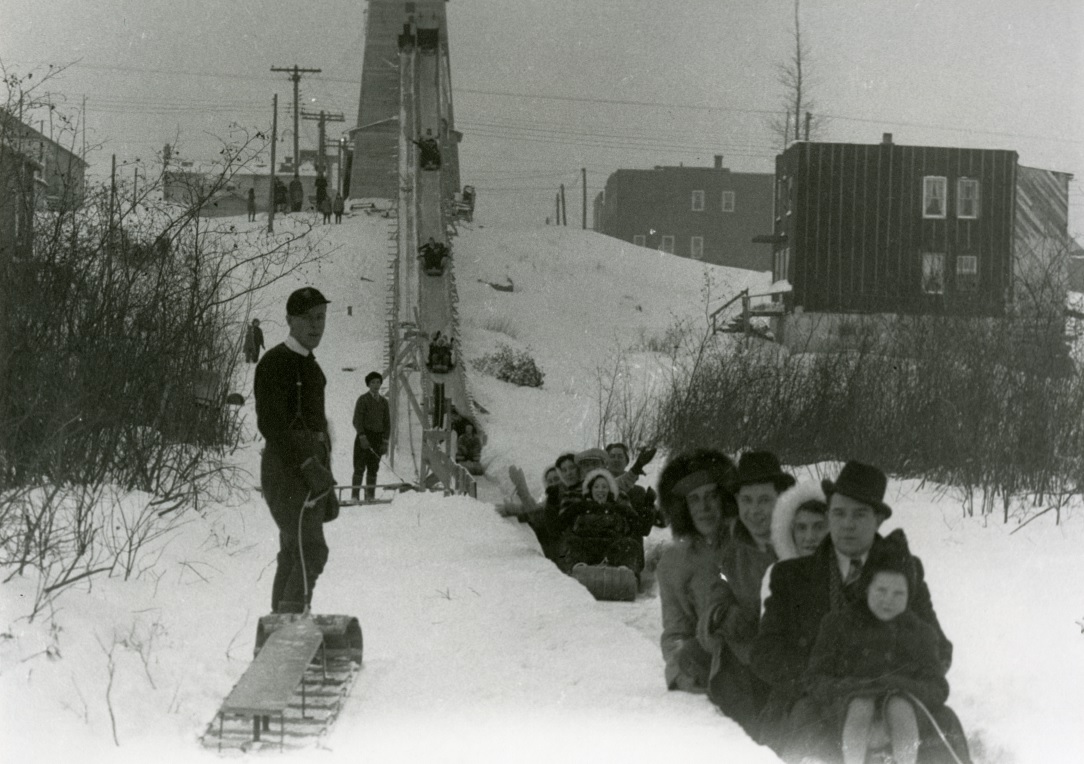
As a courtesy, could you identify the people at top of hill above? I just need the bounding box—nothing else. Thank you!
[655,448,738,694]
[692,450,795,733]
[803,529,951,764]
[557,468,644,578]
[750,460,970,764]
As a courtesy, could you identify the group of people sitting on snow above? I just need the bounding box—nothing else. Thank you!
[502,443,660,582]
[656,449,970,764]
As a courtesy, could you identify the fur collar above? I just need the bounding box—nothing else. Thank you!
[770,480,827,562]
[581,468,619,500]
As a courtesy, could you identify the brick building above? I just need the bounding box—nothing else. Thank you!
[595,156,774,271]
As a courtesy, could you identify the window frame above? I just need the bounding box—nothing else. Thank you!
[660,235,675,254]
[957,178,980,220]
[956,254,979,292]
[921,252,946,294]
[721,190,735,213]
[690,236,704,260]
[632,234,646,247]
[691,189,705,212]
[923,176,947,219]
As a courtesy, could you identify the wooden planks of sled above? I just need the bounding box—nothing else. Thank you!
[218,619,325,751]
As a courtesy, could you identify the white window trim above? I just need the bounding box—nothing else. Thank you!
[661,235,675,254]
[721,190,735,213]
[957,178,980,220]
[690,236,704,260]
[632,234,645,247]
[923,176,947,219]
[957,254,978,275]
[691,190,705,212]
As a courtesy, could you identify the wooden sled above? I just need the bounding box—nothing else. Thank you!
[571,563,638,602]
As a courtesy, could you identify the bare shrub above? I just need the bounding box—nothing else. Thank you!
[472,343,544,388]
[0,70,321,617]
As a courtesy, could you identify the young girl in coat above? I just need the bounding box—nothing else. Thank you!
[803,530,950,764]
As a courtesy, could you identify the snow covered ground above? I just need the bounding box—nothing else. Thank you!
[2,206,1083,763]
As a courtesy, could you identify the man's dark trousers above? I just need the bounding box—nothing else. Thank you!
[262,446,328,613]
[352,431,383,500]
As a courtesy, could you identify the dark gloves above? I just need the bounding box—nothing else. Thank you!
[300,456,335,498]
[630,446,658,476]
[720,604,759,646]
[676,639,713,687]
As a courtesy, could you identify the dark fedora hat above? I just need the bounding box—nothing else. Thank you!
[821,460,892,518]
[735,451,796,492]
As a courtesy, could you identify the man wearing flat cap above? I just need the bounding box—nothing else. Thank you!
[254,286,339,614]
[750,461,969,762]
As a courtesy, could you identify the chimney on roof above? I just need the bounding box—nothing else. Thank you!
[714,154,723,169]
[882,133,893,145]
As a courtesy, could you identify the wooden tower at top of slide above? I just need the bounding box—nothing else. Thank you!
[348,0,461,201]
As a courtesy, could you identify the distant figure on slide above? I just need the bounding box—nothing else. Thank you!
[413,133,441,170]
[320,195,333,224]
[427,331,455,373]
[332,191,344,223]
[247,187,257,222]
[456,422,484,475]
[274,179,288,213]
[418,236,450,275]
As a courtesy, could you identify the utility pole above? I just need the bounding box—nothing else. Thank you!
[581,167,587,229]
[554,193,559,225]
[804,111,811,141]
[268,94,278,233]
[559,183,567,226]
[270,64,321,175]
[300,109,344,176]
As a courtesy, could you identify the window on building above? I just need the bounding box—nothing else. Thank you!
[773,247,791,283]
[957,178,980,219]
[632,234,646,247]
[660,235,675,254]
[690,236,704,260]
[923,176,947,218]
[721,190,735,212]
[921,252,945,294]
[691,190,704,211]
[956,254,979,291]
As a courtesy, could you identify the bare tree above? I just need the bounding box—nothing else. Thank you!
[770,0,825,147]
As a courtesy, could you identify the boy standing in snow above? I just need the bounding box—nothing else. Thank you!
[803,530,949,764]
[352,371,390,501]
[254,287,339,614]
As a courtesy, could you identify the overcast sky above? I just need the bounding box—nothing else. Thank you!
[2,0,1082,229]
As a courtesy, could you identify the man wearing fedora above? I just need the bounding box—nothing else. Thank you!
[750,460,968,762]
[254,286,339,615]
[693,451,795,734]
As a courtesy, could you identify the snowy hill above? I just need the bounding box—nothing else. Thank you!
[2,207,1083,764]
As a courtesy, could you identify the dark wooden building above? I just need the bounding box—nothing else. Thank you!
[767,136,1072,318]
[597,156,774,271]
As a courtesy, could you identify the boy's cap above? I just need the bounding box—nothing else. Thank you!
[287,287,331,316]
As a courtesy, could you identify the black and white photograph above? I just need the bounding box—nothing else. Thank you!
[1,1,1082,762]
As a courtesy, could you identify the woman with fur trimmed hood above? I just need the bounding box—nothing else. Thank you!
[556,468,644,577]
[759,480,830,615]
[655,449,738,693]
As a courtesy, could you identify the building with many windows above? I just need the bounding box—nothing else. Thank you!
[755,135,1072,350]
[594,156,774,271]
[765,135,1072,316]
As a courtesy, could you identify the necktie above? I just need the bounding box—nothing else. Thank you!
[845,557,862,586]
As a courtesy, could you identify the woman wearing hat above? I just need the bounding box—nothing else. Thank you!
[694,450,795,734]
[655,449,738,693]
